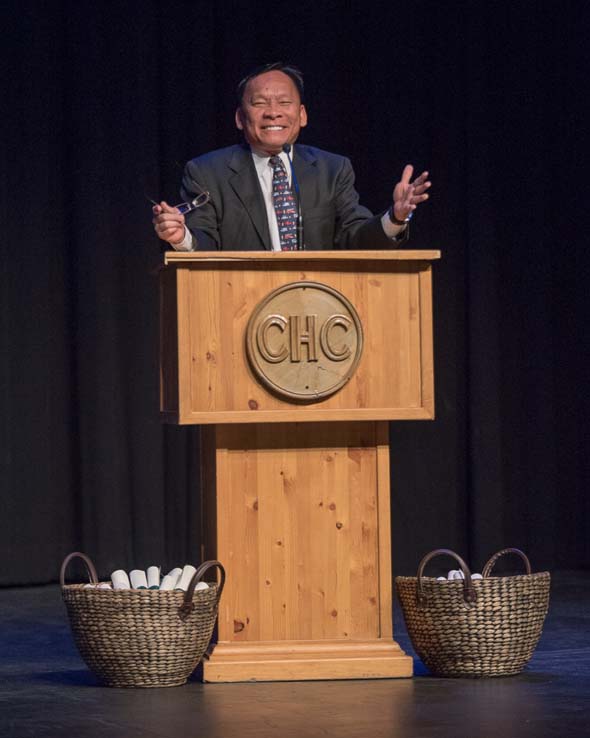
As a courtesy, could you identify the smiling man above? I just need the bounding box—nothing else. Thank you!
[153,62,430,251]
[234,67,308,156]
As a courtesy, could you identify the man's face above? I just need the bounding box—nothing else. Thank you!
[235,70,308,156]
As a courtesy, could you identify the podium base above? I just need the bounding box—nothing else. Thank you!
[202,639,413,682]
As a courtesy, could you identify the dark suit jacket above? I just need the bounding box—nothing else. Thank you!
[180,144,405,251]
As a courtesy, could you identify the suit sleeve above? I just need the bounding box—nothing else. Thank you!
[333,157,408,250]
[180,160,221,251]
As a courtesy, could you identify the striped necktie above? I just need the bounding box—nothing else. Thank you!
[269,155,297,251]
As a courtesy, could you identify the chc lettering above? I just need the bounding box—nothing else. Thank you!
[256,314,353,363]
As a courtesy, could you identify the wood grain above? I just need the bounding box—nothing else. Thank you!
[203,639,412,682]
[160,252,439,681]
[200,421,412,681]
[165,250,440,263]
[160,252,438,424]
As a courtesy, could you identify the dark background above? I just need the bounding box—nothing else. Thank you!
[2,0,588,586]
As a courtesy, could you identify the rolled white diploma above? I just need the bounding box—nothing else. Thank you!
[160,567,182,591]
[175,565,197,592]
[85,582,113,589]
[446,570,483,580]
[130,570,148,589]
[111,570,131,590]
[147,566,161,590]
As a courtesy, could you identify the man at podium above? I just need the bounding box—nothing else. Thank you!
[153,63,431,252]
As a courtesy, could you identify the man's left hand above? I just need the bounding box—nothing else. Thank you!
[392,165,431,222]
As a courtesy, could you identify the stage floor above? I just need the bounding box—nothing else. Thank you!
[1,571,588,738]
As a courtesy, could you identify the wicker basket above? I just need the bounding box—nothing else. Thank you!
[396,548,550,678]
[61,552,225,688]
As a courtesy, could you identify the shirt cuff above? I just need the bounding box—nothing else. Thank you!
[380,211,407,241]
[170,226,194,252]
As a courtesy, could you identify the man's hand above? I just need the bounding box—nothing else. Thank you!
[392,165,431,222]
[152,202,186,245]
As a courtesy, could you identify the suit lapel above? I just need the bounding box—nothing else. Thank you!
[293,145,318,212]
[228,146,271,250]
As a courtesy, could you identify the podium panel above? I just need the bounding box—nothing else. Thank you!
[160,251,438,425]
[201,421,412,681]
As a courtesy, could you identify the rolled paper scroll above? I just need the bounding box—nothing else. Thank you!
[160,567,182,591]
[175,565,197,592]
[147,566,161,590]
[111,570,131,590]
[130,570,148,589]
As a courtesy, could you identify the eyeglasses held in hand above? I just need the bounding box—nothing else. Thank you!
[146,190,210,214]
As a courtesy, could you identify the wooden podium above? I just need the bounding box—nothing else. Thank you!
[160,250,439,682]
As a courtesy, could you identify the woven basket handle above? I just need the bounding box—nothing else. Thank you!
[178,560,226,621]
[416,548,477,607]
[59,551,99,587]
[482,548,532,578]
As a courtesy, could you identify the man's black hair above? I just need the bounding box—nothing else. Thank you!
[237,62,304,106]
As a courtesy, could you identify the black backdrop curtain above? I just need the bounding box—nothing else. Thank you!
[2,1,588,585]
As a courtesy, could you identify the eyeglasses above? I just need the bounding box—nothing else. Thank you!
[174,191,210,214]
[146,190,210,214]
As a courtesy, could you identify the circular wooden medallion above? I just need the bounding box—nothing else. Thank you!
[245,281,363,402]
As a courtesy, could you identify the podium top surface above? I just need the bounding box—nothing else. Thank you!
[164,250,441,265]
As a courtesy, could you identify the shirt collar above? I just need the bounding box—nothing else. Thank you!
[251,147,292,176]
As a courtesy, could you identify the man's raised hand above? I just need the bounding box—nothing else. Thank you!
[392,165,431,222]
